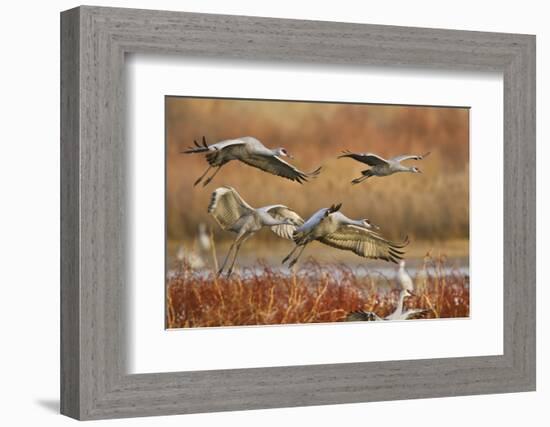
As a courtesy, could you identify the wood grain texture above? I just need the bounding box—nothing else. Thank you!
[60,6,536,420]
[60,7,80,419]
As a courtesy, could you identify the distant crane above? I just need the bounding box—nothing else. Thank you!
[182,136,322,186]
[175,244,205,270]
[208,186,303,276]
[197,223,211,252]
[415,253,432,290]
[389,260,431,319]
[346,259,430,322]
[338,150,430,184]
[282,203,408,268]
[384,289,430,320]
[397,259,414,294]
[345,290,429,322]
[345,310,383,322]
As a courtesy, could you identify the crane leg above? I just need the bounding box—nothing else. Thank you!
[193,165,212,186]
[282,245,299,265]
[288,245,307,268]
[217,237,238,277]
[226,234,252,277]
[351,174,369,185]
[352,169,373,184]
[203,166,222,187]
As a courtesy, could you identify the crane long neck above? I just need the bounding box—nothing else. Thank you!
[394,164,412,172]
[395,291,407,315]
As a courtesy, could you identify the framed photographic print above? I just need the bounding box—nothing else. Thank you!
[61,6,535,420]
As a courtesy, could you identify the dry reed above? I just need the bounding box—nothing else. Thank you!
[166,256,469,329]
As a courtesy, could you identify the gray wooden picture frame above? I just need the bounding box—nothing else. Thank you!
[60,5,536,420]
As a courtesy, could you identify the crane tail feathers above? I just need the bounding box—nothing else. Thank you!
[181,136,211,154]
[327,203,342,214]
[292,166,322,184]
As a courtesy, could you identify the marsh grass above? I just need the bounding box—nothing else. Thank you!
[166,256,469,329]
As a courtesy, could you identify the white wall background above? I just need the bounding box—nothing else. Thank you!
[0,1,546,425]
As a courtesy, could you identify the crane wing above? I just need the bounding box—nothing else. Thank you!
[208,186,254,231]
[345,310,383,322]
[182,136,246,154]
[401,308,430,319]
[319,226,409,263]
[391,152,431,163]
[338,151,389,166]
[264,205,304,240]
[239,154,322,183]
[211,138,248,151]
[293,204,342,244]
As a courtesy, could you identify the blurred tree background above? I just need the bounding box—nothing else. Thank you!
[166,97,469,261]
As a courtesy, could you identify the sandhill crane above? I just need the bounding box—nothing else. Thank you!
[415,253,431,290]
[182,136,322,186]
[345,290,430,322]
[400,307,431,320]
[175,244,206,270]
[345,259,431,322]
[338,150,430,184]
[282,203,408,268]
[385,289,416,320]
[397,259,414,294]
[386,260,431,320]
[385,290,431,320]
[345,310,383,322]
[208,186,303,276]
[197,223,211,252]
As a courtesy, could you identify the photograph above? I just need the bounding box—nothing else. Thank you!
[165,96,470,328]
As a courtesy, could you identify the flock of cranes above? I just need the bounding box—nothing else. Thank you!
[183,135,428,273]
[183,135,428,185]
[181,135,431,320]
[208,188,409,276]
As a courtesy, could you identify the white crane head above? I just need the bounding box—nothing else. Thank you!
[273,147,294,159]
